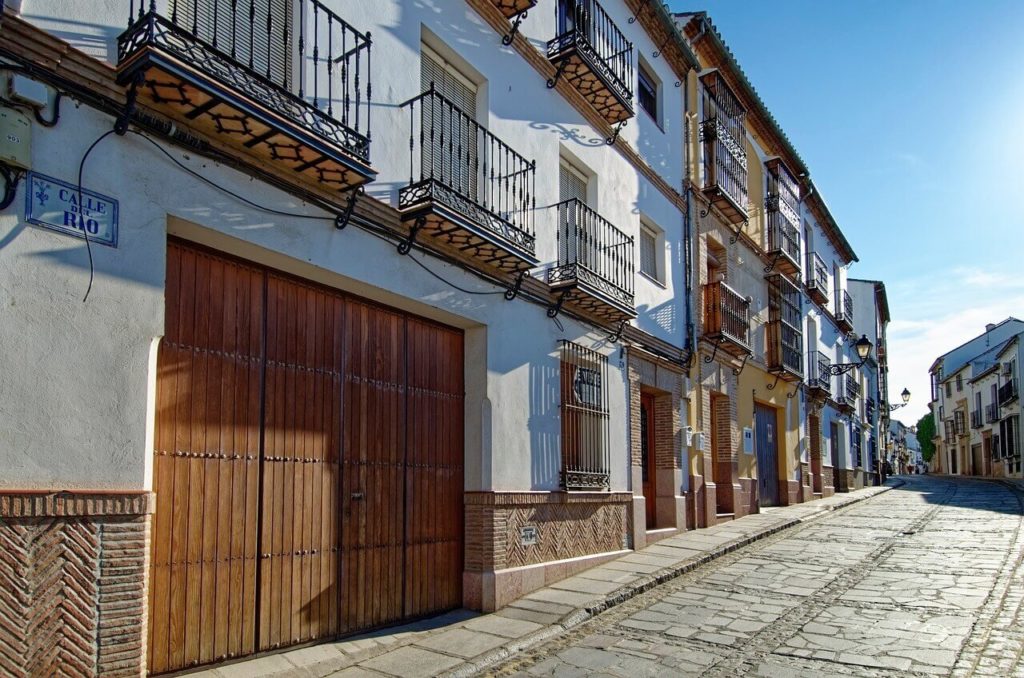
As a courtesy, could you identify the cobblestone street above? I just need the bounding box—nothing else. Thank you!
[484,476,1024,677]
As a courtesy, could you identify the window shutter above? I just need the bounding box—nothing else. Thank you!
[421,48,478,199]
[182,0,293,87]
[639,227,658,280]
[559,164,588,204]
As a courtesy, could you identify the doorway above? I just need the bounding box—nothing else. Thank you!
[754,403,779,506]
[640,392,657,528]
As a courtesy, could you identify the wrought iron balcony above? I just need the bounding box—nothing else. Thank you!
[971,409,983,429]
[398,87,537,274]
[835,374,857,413]
[699,72,748,225]
[766,274,803,381]
[765,159,801,277]
[703,281,751,360]
[806,252,829,306]
[999,380,1019,407]
[954,410,966,436]
[548,199,635,323]
[806,351,831,399]
[835,289,854,333]
[547,0,634,125]
[987,402,1000,424]
[866,397,876,421]
[117,0,375,191]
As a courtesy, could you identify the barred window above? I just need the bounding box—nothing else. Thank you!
[1001,416,1019,458]
[560,340,610,490]
[956,373,963,392]
[852,425,862,468]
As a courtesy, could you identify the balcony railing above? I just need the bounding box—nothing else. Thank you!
[987,402,1000,424]
[846,374,861,402]
[971,409,984,429]
[699,72,748,224]
[835,289,854,332]
[398,87,537,272]
[866,398,876,421]
[118,0,375,189]
[806,252,828,305]
[999,380,1019,407]
[766,274,803,380]
[765,159,800,277]
[954,410,966,436]
[703,281,751,358]
[547,0,634,124]
[549,198,635,321]
[806,351,831,396]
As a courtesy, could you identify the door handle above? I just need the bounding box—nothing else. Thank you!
[351,492,364,500]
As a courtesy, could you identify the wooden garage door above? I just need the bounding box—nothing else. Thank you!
[150,241,463,674]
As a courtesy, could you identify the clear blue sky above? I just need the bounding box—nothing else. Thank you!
[667,0,1024,424]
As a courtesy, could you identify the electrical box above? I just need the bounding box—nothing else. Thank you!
[8,74,48,109]
[0,107,31,169]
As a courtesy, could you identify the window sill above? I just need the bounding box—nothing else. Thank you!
[639,270,666,288]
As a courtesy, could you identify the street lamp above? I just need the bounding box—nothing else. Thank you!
[888,388,911,411]
[826,334,872,376]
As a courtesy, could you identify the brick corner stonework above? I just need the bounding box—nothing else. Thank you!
[0,490,152,677]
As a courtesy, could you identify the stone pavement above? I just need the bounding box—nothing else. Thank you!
[189,484,892,678]
[489,475,1024,677]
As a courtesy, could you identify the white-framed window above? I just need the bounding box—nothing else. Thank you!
[637,58,660,126]
[639,220,663,284]
[559,160,589,205]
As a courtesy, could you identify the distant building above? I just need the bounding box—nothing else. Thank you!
[929,319,1024,476]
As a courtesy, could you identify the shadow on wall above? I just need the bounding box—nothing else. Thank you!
[529,358,561,490]
[24,14,121,64]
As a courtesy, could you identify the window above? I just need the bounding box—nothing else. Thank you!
[954,410,965,436]
[1000,416,1019,458]
[945,382,952,398]
[852,425,862,468]
[956,373,963,392]
[639,221,663,283]
[560,340,610,490]
[638,60,659,124]
[421,45,478,198]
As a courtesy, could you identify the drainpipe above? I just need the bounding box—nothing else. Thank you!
[682,74,695,494]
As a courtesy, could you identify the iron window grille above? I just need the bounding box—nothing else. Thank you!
[559,340,611,490]
[704,280,751,350]
[765,160,801,267]
[999,380,1019,407]
[1000,416,1019,458]
[766,274,803,377]
[549,0,634,107]
[807,351,831,392]
[852,425,862,468]
[954,410,966,436]
[987,402,1000,424]
[699,71,748,211]
[806,252,828,297]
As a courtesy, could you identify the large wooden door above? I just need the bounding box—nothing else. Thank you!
[152,242,463,674]
[754,403,779,507]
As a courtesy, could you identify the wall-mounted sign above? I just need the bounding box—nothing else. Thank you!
[743,427,754,454]
[573,366,602,408]
[25,172,118,248]
[520,525,538,546]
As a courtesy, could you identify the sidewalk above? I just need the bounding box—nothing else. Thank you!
[196,484,896,678]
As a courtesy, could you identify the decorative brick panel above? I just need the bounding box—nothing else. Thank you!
[464,492,631,571]
[0,492,151,678]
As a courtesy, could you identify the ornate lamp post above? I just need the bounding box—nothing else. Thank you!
[889,388,911,411]
[825,334,872,376]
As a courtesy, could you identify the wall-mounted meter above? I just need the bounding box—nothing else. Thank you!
[0,107,31,169]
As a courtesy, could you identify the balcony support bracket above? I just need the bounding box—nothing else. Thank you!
[501,10,528,46]
[764,250,782,274]
[547,290,570,319]
[766,372,783,391]
[398,216,426,256]
[334,186,363,230]
[730,220,747,245]
[546,60,568,89]
[732,351,750,376]
[504,269,529,301]
[605,120,627,145]
[703,337,722,364]
[788,380,803,400]
[607,318,628,343]
[114,71,144,136]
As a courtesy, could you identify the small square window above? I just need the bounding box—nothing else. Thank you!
[638,62,659,124]
[639,223,662,283]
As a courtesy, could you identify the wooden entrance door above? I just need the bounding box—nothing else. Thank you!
[754,403,779,506]
[151,242,463,674]
[809,412,822,493]
[640,393,656,529]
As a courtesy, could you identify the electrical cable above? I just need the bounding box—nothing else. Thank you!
[77,129,118,302]
[0,161,23,210]
[127,130,337,222]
